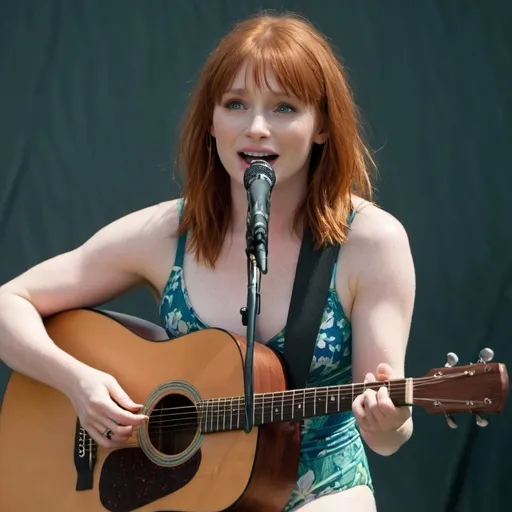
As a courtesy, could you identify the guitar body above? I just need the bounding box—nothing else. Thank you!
[0,309,301,512]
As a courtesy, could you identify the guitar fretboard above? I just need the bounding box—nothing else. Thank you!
[198,380,410,434]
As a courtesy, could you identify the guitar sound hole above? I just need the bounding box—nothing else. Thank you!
[148,393,198,456]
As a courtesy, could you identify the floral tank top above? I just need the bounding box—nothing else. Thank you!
[159,200,373,511]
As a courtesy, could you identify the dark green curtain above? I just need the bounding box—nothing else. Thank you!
[1,1,511,511]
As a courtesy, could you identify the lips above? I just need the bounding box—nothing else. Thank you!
[238,151,279,168]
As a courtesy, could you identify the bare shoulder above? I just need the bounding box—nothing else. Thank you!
[348,198,411,250]
[82,197,183,292]
[337,198,415,313]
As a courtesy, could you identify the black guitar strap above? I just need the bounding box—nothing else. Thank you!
[283,226,341,390]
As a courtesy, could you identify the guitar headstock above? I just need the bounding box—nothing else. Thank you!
[414,348,509,429]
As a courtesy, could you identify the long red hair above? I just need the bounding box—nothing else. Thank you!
[176,12,375,267]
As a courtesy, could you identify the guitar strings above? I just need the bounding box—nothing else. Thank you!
[138,397,488,433]
[80,390,489,452]
[130,380,445,430]
[81,393,489,452]
[139,382,411,422]
[130,373,467,424]
[79,374,480,449]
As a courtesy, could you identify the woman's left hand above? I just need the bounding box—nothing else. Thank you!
[352,363,411,433]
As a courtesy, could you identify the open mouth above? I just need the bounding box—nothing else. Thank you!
[238,152,279,167]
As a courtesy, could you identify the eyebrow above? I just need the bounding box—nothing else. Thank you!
[223,87,291,98]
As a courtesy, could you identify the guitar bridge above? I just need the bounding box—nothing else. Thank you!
[74,418,97,491]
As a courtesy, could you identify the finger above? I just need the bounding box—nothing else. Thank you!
[363,389,384,424]
[376,385,394,416]
[364,372,376,384]
[352,394,372,432]
[92,421,131,446]
[96,387,148,426]
[351,394,365,421]
[101,417,134,439]
[86,424,116,449]
[105,377,145,412]
[376,363,394,381]
[108,406,148,427]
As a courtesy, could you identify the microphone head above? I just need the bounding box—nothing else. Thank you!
[243,160,276,191]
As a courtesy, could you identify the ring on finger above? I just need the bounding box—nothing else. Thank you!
[102,427,113,440]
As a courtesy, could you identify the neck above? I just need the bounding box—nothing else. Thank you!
[230,171,308,237]
[198,379,412,434]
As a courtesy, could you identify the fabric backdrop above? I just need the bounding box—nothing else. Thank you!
[1,1,511,510]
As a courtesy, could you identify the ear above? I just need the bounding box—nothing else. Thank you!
[210,124,216,137]
[313,114,328,145]
[313,130,328,145]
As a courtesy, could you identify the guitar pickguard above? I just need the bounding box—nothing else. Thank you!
[98,447,201,512]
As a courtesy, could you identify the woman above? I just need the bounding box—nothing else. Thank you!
[0,12,415,512]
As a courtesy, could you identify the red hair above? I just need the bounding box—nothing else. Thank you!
[177,12,375,267]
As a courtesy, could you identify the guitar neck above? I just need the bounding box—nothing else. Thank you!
[198,379,412,433]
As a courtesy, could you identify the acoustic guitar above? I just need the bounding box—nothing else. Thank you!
[0,308,508,512]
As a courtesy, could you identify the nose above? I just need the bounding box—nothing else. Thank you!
[245,112,270,140]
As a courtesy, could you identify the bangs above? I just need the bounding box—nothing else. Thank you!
[209,33,325,107]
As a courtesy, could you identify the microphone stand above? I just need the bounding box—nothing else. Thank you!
[240,211,262,434]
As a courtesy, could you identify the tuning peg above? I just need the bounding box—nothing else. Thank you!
[445,352,459,367]
[477,348,494,363]
[474,413,489,428]
[445,414,458,429]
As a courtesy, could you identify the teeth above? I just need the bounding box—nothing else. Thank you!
[243,152,275,157]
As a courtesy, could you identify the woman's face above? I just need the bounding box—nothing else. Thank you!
[211,62,327,190]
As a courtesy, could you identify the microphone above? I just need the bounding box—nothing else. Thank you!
[243,160,276,274]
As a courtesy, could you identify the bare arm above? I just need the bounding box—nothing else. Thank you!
[0,200,179,444]
[344,206,416,456]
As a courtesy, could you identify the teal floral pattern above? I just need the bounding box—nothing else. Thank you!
[159,201,373,511]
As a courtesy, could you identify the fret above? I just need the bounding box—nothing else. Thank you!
[211,399,214,433]
[265,393,273,424]
[261,394,265,425]
[216,398,220,432]
[230,397,234,431]
[222,398,226,432]
[307,389,314,418]
[325,387,330,414]
[302,389,305,416]
[201,401,208,432]
[237,396,241,430]
[337,386,340,413]
[281,392,285,421]
[291,390,295,420]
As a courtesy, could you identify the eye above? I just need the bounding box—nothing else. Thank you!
[275,103,295,114]
[225,100,245,110]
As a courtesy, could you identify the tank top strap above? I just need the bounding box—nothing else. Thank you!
[347,207,356,225]
[329,207,357,288]
[174,198,187,269]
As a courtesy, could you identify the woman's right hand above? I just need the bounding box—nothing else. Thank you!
[65,366,149,448]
